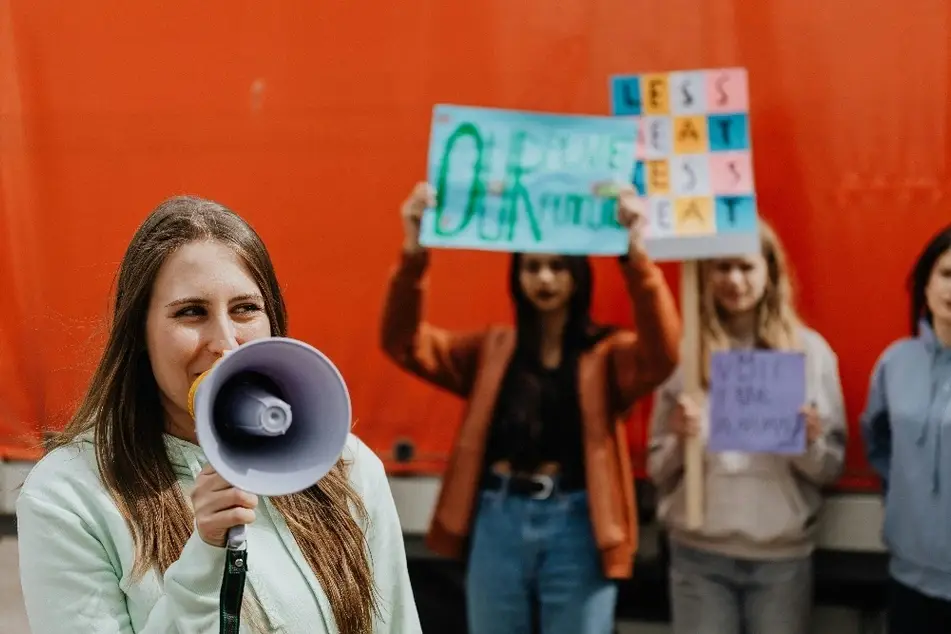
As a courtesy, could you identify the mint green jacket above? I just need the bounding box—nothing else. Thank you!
[16,432,422,633]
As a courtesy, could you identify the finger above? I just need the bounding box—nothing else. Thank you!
[193,492,257,522]
[219,507,257,528]
[615,204,633,227]
[414,182,435,204]
[618,186,643,208]
[196,470,238,494]
[205,488,258,512]
[626,205,646,230]
[615,182,636,198]
[676,394,695,410]
[194,465,221,491]
[420,182,436,206]
[200,507,257,534]
[403,183,429,215]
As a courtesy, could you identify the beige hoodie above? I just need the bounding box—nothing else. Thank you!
[647,327,847,560]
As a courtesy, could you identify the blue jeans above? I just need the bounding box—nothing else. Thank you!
[667,541,813,634]
[465,488,618,634]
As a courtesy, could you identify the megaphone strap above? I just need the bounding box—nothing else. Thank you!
[219,548,248,634]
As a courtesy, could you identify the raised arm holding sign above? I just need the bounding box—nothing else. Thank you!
[382,104,682,633]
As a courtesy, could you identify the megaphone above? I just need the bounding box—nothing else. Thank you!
[188,336,351,549]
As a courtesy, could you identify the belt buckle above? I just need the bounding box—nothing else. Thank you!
[530,474,555,500]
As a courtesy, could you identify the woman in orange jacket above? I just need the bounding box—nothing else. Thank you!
[380,181,681,634]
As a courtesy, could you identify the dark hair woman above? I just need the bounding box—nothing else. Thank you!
[862,223,951,634]
[380,181,681,634]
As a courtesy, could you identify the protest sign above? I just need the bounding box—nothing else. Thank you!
[609,67,760,261]
[708,350,807,455]
[419,104,637,254]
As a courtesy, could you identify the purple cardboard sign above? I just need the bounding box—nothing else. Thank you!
[708,350,807,455]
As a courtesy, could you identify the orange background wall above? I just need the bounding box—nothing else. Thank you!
[2,1,949,490]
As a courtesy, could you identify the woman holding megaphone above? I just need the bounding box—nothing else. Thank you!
[16,196,422,634]
[381,181,681,634]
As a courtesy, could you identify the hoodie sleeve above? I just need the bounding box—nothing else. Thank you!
[789,342,848,486]
[646,368,686,488]
[860,351,892,488]
[609,252,681,415]
[379,248,485,398]
[18,487,228,634]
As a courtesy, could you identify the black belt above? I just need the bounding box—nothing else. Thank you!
[483,471,580,500]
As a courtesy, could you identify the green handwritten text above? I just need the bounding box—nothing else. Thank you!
[432,121,628,245]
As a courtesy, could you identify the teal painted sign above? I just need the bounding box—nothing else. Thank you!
[420,104,637,255]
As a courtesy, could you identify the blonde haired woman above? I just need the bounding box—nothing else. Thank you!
[16,196,421,633]
[647,221,847,634]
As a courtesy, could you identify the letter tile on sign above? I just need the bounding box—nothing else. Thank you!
[646,197,676,238]
[633,118,648,159]
[709,151,754,195]
[669,71,707,115]
[674,196,715,235]
[715,196,758,233]
[672,155,711,197]
[706,68,749,114]
[611,76,642,116]
[673,115,709,154]
[642,74,670,115]
[708,113,750,152]
[646,160,670,196]
[642,116,673,158]
[631,160,646,196]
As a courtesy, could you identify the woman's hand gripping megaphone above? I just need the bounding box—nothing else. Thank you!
[192,464,258,549]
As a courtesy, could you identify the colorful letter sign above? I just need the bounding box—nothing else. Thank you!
[610,67,760,261]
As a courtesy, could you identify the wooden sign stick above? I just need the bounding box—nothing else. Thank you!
[681,260,704,529]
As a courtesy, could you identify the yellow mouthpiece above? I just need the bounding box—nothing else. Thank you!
[187,367,214,420]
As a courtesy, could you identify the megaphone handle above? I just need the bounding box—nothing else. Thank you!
[226,524,248,550]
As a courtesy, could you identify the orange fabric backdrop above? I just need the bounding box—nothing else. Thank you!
[1,1,949,489]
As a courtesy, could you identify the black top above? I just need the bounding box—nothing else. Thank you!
[481,354,586,490]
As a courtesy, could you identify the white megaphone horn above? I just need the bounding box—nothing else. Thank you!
[187,336,351,549]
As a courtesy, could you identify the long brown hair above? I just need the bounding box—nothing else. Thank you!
[696,219,803,388]
[49,196,380,633]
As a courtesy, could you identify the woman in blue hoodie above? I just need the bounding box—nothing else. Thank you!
[861,223,951,633]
